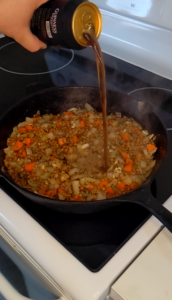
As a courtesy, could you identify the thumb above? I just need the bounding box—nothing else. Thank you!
[15,28,47,52]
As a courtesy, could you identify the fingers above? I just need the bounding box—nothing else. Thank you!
[15,28,47,52]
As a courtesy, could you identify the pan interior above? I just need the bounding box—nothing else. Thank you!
[0,87,168,204]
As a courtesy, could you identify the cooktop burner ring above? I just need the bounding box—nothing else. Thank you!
[0,42,74,75]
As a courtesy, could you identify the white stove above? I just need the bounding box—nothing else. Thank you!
[1,1,172,299]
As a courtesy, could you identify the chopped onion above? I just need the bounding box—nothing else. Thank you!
[26,147,32,155]
[18,121,27,128]
[42,123,50,128]
[81,143,89,149]
[86,195,95,201]
[148,134,154,140]
[49,178,59,185]
[25,117,33,124]
[68,168,79,176]
[90,127,97,134]
[140,160,147,169]
[85,103,94,111]
[66,153,77,162]
[112,120,119,127]
[80,177,99,185]
[88,115,95,123]
[40,172,50,179]
[71,173,88,180]
[72,180,80,195]
[107,172,113,179]
[96,191,105,200]
[58,193,66,200]
[142,130,149,136]
[68,108,77,111]
[42,114,53,121]
[35,169,43,177]
[143,147,149,157]
[37,119,45,124]
[149,160,156,169]
[61,173,69,181]
[108,132,116,139]
[47,132,54,140]
[52,160,62,169]
[46,167,54,173]
[123,175,132,185]
[27,179,38,187]
[45,148,52,155]
[74,120,80,128]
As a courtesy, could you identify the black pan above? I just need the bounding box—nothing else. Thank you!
[0,87,172,232]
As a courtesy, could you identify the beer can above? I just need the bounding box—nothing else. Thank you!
[31,0,102,49]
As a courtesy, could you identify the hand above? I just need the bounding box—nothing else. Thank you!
[0,0,49,52]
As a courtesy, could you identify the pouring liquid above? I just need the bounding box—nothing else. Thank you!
[83,28,109,171]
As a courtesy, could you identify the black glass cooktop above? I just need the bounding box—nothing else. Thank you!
[0,37,172,272]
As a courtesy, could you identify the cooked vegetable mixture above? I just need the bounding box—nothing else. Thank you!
[4,103,157,201]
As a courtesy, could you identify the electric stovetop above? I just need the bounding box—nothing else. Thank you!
[0,37,172,272]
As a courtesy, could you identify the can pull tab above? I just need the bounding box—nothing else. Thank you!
[82,12,94,30]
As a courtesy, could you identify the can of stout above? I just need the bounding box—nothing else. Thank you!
[31,0,102,49]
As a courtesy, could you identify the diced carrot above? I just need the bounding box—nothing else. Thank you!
[147,144,156,152]
[58,138,66,146]
[106,186,114,195]
[80,116,86,121]
[64,112,74,120]
[33,126,40,131]
[25,124,34,130]
[24,138,31,145]
[124,164,133,172]
[130,183,139,190]
[125,158,133,165]
[18,149,27,157]
[94,120,101,127]
[38,189,47,195]
[80,121,85,128]
[117,181,126,190]
[121,152,128,159]
[85,122,91,127]
[87,111,94,115]
[58,188,65,194]
[46,190,56,197]
[32,116,42,122]
[49,156,55,160]
[25,162,36,172]
[137,153,142,159]
[12,140,23,151]
[64,112,71,115]
[72,135,78,143]
[18,127,27,133]
[53,115,59,120]
[57,121,62,127]
[122,133,130,141]
[88,184,94,190]
[99,179,108,188]
[74,195,82,201]
[132,127,141,135]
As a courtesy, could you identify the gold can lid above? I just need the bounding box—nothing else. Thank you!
[72,2,102,47]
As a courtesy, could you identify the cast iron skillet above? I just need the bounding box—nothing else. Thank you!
[0,87,172,232]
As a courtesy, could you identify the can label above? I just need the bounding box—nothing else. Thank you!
[50,8,59,34]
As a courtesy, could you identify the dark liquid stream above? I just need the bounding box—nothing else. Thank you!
[83,29,108,170]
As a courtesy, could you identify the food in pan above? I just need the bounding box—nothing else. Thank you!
[3,104,157,201]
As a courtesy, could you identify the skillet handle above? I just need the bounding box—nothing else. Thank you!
[130,188,172,233]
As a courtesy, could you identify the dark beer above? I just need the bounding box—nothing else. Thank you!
[31,0,102,49]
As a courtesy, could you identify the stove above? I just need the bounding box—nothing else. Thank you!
[0,4,172,299]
